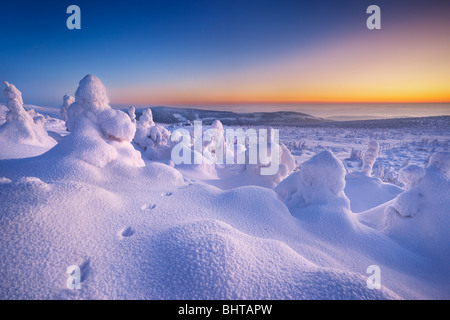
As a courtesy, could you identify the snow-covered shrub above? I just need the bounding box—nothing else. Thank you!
[138,108,154,127]
[134,107,171,160]
[128,106,136,123]
[3,81,25,120]
[60,94,75,123]
[0,81,55,147]
[97,108,136,142]
[170,123,219,178]
[361,140,379,175]
[62,74,143,168]
[275,150,352,219]
[428,151,450,179]
[208,127,296,189]
[241,129,295,187]
[33,115,45,126]
[349,148,362,161]
[280,143,296,173]
[203,119,226,165]
[398,165,425,190]
[383,166,398,185]
[384,152,450,260]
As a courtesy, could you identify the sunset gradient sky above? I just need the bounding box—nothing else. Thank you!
[0,0,449,116]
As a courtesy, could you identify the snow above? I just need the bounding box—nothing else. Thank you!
[362,140,379,175]
[275,150,355,233]
[0,75,449,300]
[428,151,450,179]
[147,219,398,299]
[134,108,172,161]
[128,106,136,123]
[398,165,426,190]
[381,152,450,262]
[344,172,403,213]
[0,81,56,153]
[62,74,143,168]
[60,95,75,123]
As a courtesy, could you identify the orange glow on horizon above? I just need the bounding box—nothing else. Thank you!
[109,17,450,107]
[111,96,450,106]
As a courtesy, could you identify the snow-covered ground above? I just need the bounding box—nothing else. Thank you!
[0,76,449,300]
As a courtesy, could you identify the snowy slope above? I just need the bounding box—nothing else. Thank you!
[1,147,448,299]
[345,172,403,213]
[0,77,449,300]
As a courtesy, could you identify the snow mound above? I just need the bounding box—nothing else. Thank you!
[428,151,450,179]
[384,152,450,262]
[0,81,56,147]
[150,219,398,299]
[345,171,403,213]
[398,165,426,190]
[60,74,143,168]
[276,151,352,220]
[0,147,444,299]
[0,177,11,184]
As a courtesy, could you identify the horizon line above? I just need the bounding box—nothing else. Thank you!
[109,100,450,107]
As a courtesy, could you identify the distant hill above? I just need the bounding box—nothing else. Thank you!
[325,115,411,121]
[133,106,324,125]
[320,115,450,129]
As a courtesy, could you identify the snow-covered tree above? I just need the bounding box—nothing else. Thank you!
[275,150,354,225]
[62,74,143,167]
[349,148,362,161]
[202,120,226,165]
[233,128,296,188]
[134,107,171,160]
[398,165,425,190]
[361,140,379,175]
[279,151,347,204]
[60,94,75,123]
[384,152,450,259]
[139,108,154,127]
[0,81,55,146]
[128,106,136,123]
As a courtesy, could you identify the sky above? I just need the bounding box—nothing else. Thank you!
[0,0,449,117]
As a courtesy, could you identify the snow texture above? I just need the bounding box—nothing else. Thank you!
[0,83,448,300]
[276,150,353,228]
[60,95,75,123]
[362,140,379,175]
[61,74,143,168]
[345,171,403,213]
[0,81,56,147]
[383,152,450,261]
[134,108,172,160]
[128,106,136,123]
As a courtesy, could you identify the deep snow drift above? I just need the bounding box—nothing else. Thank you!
[0,75,449,300]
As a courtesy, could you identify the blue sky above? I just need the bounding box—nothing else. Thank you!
[0,0,449,114]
